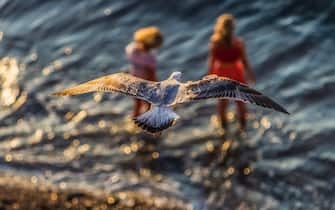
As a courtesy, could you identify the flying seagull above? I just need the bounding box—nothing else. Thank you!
[53,71,289,133]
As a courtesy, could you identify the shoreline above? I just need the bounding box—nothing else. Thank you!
[0,174,191,210]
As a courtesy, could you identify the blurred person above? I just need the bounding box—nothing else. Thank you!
[126,26,163,117]
[208,14,255,130]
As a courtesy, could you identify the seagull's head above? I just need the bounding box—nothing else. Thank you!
[169,71,182,81]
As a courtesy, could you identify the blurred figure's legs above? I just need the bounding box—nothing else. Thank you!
[236,101,247,130]
[218,99,229,128]
[133,99,142,118]
[133,99,150,118]
[132,71,155,118]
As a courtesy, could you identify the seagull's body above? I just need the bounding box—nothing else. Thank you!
[54,71,289,133]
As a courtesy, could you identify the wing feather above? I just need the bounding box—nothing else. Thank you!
[53,73,157,102]
[180,75,289,114]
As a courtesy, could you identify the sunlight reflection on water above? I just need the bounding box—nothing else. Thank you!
[0,57,21,107]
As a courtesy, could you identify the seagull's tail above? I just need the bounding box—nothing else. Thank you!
[134,106,179,133]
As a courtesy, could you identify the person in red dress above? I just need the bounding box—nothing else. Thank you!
[208,14,255,130]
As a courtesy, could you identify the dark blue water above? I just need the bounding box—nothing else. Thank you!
[0,1,335,209]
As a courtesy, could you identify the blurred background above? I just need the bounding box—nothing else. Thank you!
[0,0,334,209]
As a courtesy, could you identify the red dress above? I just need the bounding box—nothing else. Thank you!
[209,39,246,84]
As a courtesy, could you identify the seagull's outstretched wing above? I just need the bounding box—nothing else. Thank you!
[53,73,156,102]
[179,75,289,114]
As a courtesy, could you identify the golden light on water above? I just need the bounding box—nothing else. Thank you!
[139,168,151,177]
[63,132,71,140]
[78,144,90,153]
[50,192,58,202]
[289,132,297,141]
[154,174,163,181]
[63,141,91,159]
[93,93,103,102]
[0,57,21,107]
[109,124,118,133]
[71,110,87,123]
[29,129,43,144]
[42,60,64,75]
[121,144,132,155]
[243,167,252,175]
[227,111,235,121]
[117,192,127,200]
[227,167,235,175]
[186,205,195,210]
[210,115,218,126]
[107,196,116,204]
[31,176,38,184]
[30,53,38,62]
[276,120,284,129]
[192,128,202,136]
[247,113,256,120]
[72,198,79,205]
[124,146,131,154]
[71,129,79,136]
[221,140,232,151]
[260,117,271,129]
[59,182,67,189]
[4,154,12,162]
[14,154,23,161]
[110,175,120,184]
[252,121,259,129]
[65,202,71,208]
[64,112,74,120]
[184,169,192,176]
[72,139,80,146]
[42,66,53,75]
[224,180,232,189]
[47,132,55,140]
[53,60,63,70]
[44,170,52,177]
[2,89,17,106]
[98,120,106,128]
[10,138,20,148]
[152,152,160,159]
[63,147,76,160]
[64,47,73,55]
[12,91,27,110]
[206,141,214,152]
[218,128,226,136]
[130,142,139,152]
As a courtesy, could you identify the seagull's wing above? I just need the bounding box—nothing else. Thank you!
[53,73,157,102]
[179,75,289,114]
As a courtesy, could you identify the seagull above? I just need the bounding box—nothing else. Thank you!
[53,71,289,133]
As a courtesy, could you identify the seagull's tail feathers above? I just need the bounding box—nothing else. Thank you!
[134,106,179,133]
